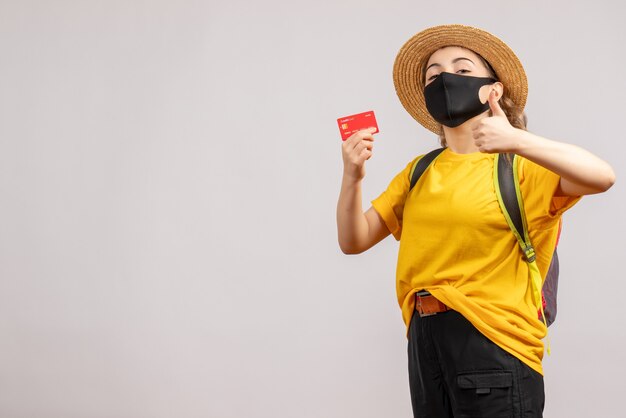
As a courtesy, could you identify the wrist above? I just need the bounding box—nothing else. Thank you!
[342,169,364,184]
[513,129,537,155]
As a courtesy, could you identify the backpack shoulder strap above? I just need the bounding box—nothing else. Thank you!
[494,153,530,251]
[409,147,446,191]
[493,153,549,331]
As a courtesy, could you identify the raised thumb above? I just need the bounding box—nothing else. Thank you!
[489,90,506,117]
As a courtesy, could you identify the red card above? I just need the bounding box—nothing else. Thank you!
[337,110,379,141]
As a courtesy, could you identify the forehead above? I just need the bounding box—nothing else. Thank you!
[426,46,483,67]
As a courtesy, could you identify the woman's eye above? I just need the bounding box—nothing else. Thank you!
[457,69,470,74]
[428,73,439,81]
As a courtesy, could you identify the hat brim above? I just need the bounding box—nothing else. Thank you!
[393,24,528,135]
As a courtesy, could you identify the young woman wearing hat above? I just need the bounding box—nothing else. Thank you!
[336,25,615,417]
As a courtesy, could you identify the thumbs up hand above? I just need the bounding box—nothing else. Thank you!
[472,90,521,153]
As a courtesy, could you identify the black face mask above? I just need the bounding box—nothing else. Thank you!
[424,72,497,128]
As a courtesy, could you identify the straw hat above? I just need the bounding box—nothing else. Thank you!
[393,24,528,134]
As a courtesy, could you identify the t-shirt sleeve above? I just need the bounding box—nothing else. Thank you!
[518,157,582,228]
[371,158,418,241]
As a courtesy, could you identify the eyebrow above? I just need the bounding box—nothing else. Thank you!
[425,57,475,72]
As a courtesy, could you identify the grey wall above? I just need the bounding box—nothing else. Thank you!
[1,0,624,417]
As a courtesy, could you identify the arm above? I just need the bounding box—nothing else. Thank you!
[473,91,616,196]
[337,128,391,254]
[511,130,615,196]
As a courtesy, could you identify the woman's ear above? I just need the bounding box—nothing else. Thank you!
[479,81,504,104]
[492,81,504,101]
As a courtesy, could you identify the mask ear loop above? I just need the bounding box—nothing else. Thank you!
[479,81,499,106]
[488,82,505,110]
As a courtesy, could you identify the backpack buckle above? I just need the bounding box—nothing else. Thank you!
[523,244,536,263]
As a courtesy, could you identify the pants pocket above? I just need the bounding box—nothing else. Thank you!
[455,370,514,418]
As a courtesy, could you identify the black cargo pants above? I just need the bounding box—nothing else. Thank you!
[408,308,545,418]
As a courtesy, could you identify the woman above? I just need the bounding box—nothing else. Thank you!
[336,25,615,417]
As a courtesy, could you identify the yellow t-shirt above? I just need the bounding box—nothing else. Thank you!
[371,148,581,375]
